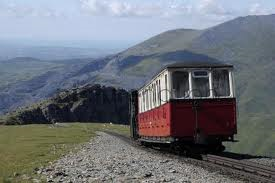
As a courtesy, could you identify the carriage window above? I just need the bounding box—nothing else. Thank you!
[192,70,210,97]
[158,80,161,104]
[165,75,168,101]
[140,96,141,112]
[143,91,145,111]
[155,81,158,106]
[149,87,151,110]
[213,70,230,97]
[145,89,149,111]
[172,71,189,98]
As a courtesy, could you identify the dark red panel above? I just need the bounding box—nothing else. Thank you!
[137,98,237,140]
[170,98,237,138]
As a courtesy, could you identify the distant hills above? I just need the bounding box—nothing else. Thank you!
[0,45,111,60]
[1,14,275,156]
[0,40,133,60]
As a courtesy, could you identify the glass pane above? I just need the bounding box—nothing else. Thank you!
[165,75,168,101]
[193,71,208,77]
[172,71,189,98]
[213,70,230,97]
[192,76,210,97]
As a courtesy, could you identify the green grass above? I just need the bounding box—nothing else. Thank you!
[124,29,202,56]
[0,123,129,182]
[123,58,160,76]
[226,114,275,157]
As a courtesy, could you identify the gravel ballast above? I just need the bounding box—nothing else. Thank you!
[43,132,244,183]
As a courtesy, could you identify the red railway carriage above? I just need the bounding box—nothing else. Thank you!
[130,61,237,152]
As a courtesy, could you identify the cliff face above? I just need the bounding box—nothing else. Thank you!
[3,85,129,125]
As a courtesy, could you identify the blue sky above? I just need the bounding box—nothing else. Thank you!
[0,0,274,43]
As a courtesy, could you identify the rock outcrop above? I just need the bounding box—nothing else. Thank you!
[3,85,129,125]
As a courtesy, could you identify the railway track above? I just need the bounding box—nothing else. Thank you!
[202,154,275,183]
[104,131,275,183]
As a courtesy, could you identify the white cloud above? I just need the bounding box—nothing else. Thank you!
[0,2,65,18]
[79,0,275,20]
[249,3,261,15]
[197,0,232,16]
[79,0,192,18]
[249,3,275,15]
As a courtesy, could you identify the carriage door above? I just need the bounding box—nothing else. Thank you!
[192,69,234,144]
[191,70,210,144]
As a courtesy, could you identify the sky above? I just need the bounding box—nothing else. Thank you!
[0,0,274,43]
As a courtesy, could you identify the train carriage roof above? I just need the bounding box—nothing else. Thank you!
[164,60,233,69]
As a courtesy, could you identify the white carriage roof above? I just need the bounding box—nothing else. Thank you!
[165,60,233,69]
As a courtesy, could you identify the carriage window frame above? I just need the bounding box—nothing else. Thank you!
[212,69,232,98]
[191,70,211,98]
[171,71,190,99]
[170,68,234,100]
[165,74,168,101]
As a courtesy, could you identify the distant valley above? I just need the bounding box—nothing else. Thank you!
[1,14,275,156]
[0,40,132,60]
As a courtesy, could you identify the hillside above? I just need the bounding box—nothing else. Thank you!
[1,14,275,156]
[123,29,203,56]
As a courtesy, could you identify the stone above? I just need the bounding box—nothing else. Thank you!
[144,172,153,178]
[32,178,41,183]
[169,169,177,173]
[46,178,54,183]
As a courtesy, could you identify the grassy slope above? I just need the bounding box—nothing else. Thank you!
[0,123,129,182]
[123,29,202,56]
[225,114,275,157]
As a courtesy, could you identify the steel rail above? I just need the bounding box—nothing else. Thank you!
[202,154,275,183]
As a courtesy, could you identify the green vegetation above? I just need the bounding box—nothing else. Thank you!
[0,59,63,88]
[0,57,92,89]
[123,58,160,76]
[124,29,203,56]
[226,114,275,157]
[0,123,129,182]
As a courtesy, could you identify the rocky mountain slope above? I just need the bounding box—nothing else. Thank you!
[1,85,129,125]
